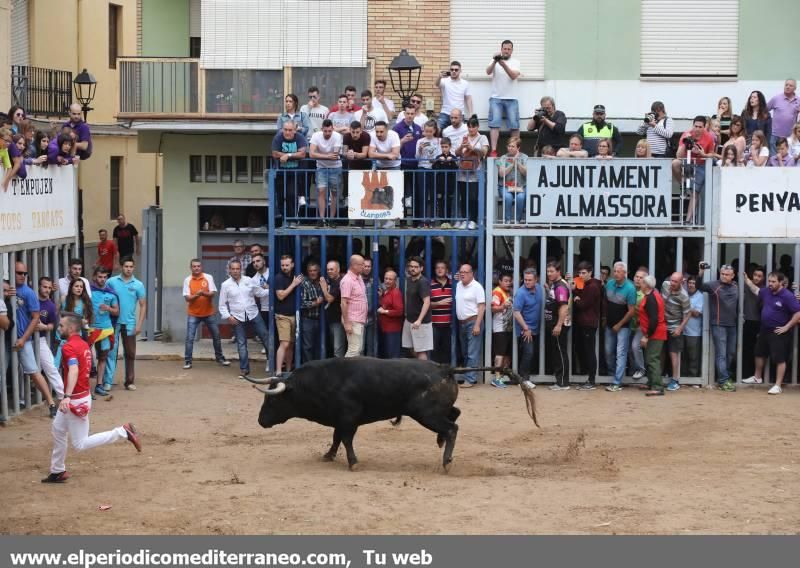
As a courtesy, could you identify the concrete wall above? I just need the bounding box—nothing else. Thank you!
[0,0,9,108]
[738,0,800,80]
[141,0,189,57]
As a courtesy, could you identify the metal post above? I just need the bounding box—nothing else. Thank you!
[320,235,328,361]
[566,236,574,378]
[764,244,773,383]
[648,237,656,277]
[294,237,302,367]
[371,233,380,358]
[266,170,277,374]
[0,253,8,421]
[450,236,458,366]
[538,237,546,378]
[31,249,41,406]
[792,243,800,385]
[736,242,745,384]
[511,236,521,372]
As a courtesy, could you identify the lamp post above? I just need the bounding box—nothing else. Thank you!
[387,49,422,107]
[72,68,97,121]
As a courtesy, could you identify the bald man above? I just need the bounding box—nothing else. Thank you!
[340,255,369,357]
[64,103,92,160]
[660,271,691,391]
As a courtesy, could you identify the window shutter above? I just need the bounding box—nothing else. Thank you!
[10,0,29,67]
[641,0,739,77]
[450,0,545,79]
[284,0,367,67]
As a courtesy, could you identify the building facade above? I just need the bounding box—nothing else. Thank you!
[123,0,800,340]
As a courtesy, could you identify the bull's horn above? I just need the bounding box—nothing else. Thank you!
[243,375,279,385]
[251,382,286,396]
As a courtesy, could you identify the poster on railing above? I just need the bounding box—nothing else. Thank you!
[524,159,672,225]
[0,165,77,247]
[718,168,800,238]
[348,170,405,220]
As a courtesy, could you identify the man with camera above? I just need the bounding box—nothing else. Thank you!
[435,61,473,131]
[485,40,521,157]
[526,96,567,155]
[636,101,674,158]
[672,116,715,224]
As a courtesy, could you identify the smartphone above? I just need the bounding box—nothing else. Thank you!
[574,276,585,290]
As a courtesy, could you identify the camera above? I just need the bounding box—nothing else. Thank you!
[645,113,656,123]
[683,137,694,150]
[534,108,548,119]
[699,262,711,270]
[370,185,395,208]
[493,54,508,62]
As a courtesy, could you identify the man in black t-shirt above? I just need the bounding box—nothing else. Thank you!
[113,215,139,258]
[323,260,345,358]
[274,255,303,375]
[402,257,432,359]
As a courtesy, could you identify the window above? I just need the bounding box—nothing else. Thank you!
[190,37,201,58]
[235,156,249,183]
[204,156,217,182]
[109,4,121,69]
[292,67,370,108]
[220,156,233,183]
[110,157,122,219]
[190,155,202,182]
[450,0,545,79]
[641,0,739,78]
[251,156,265,184]
[205,69,284,113]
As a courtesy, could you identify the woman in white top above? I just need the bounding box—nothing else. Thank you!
[455,116,489,229]
[716,115,746,163]
[745,130,769,167]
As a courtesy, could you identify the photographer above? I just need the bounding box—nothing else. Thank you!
[526,96,567,155]
[636,101,674,158]
[485,40,521,157]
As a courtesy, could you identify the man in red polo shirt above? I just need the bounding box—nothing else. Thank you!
[95,228,118,273]
[42,312,142,483]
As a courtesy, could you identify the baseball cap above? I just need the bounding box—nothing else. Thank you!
[593,104,606,113]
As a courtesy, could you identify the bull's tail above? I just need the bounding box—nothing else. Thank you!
[449,366,539,428]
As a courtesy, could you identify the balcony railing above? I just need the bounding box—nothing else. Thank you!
[11,65,72,118]
[118,57,284,119]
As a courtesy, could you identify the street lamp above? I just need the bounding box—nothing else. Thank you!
[387,49,422,107]
[73,68,97,121]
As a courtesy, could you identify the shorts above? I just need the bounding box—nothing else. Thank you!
[667,333,685,353]
[18,340,39,374]
[492,331,513,357]
[316,167,342,191]
[488,98,520,130]
[692,164,706,193]
[275,314,296,343]
[402,320,434,352]
[754,330,792,364]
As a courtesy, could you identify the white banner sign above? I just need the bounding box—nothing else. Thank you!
[525,159,672,224]
[0,165,77,247]
[347,170,404,220]
[719,168,800,238]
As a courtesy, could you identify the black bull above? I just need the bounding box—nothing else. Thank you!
[245,358,538,471]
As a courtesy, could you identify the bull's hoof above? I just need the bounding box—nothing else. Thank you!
[442,460,453,474]
[348,462,361,472]
[322,453,336,462]
[436,434,445,448]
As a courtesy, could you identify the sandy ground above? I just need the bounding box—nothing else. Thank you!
[1,360,798,535]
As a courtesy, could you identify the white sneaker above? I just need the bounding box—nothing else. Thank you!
[261,348,266,354]
[632,369,645,380]
[298,196,307,207]
[457,221,467,229]
[467,221,478,230]
[768,385,782,395]
[548,384,570,391]
[742,376,763,384]
[404,197,413,208]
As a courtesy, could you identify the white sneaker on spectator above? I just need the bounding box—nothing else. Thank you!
[632,369,645,380]
[404,197,413,208]
[298,196,307,207]
[768,385,782,395]
[467,221,478,230]
[742,375,763,384]
[261,348,266,354]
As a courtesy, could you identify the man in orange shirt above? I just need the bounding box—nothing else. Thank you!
[182,259,230,369]
[95,229,118,273]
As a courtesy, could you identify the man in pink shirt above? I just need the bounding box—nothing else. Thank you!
[340,255,369,357]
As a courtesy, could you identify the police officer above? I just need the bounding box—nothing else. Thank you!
[575,104,623,157]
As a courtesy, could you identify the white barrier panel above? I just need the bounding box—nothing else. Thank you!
[718,168,800,238]
[347,170,404,220]
[525,159,672,225]
[0,165,76,247]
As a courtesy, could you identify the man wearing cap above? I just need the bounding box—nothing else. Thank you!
[575,105,623,157]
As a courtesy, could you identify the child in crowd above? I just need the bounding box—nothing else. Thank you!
[431,137,458,227]
[414,120,442,227]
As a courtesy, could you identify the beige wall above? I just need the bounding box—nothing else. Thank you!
[0,0,9,109]
[79,133,160,245]
[28,0,157,252]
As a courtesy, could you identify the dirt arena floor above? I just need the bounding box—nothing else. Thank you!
[2,360,798,535]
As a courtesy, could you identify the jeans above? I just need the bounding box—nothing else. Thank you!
[710,324,737,383]
[629,327,645,373]
[503,190,525,223]
[364,321,376,357]
[518,335,539,378]
[301,317,321,364]
[458,320,483,383]
[437,112,451,131]
[432,325,452,364]
[605,326,631,385]
[184,314,224,363]
[381,331,402,359]
[488,98,520,130]
[329,321,346,358]
[233,315,269,373]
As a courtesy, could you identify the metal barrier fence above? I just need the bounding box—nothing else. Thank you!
[1,242,80,422]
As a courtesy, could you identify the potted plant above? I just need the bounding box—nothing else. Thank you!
[215,88,234,112]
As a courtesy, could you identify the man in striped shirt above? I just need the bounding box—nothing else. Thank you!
[636,101,674,158]
[429,260,453,365]
[340,255,368,358]
[300,262,327,363]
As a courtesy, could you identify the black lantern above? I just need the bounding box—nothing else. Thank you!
[73,68,97,121]
[387,49,422,107]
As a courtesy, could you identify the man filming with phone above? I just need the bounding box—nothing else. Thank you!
[435,61,473,131]
[526,96,567,155]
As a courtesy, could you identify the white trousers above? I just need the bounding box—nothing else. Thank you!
[345,322,364,358]
[39,336,63,399]
[50,396,126,474]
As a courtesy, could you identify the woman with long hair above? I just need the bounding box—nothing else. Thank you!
[276,93,310,137]
[742,91,771,145]
[787,123,800,162]
[6,105,25,134]
[62,278,94,327]
[720,145,739,167]
[634,139,652,158]
[719,115,746,160]
[455,116,489,229]
[712,96,733,144]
